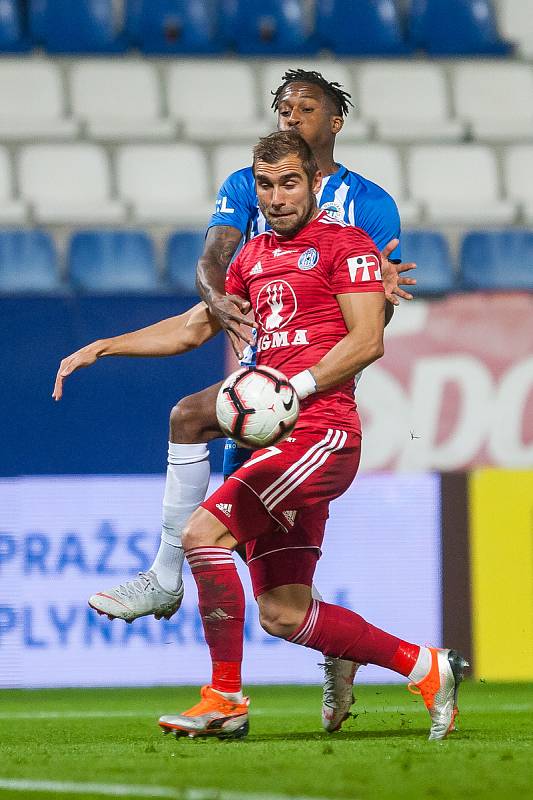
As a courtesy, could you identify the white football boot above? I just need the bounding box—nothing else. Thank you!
[321,658,360,732]
[409,647,469,741]
[88,570,183,623]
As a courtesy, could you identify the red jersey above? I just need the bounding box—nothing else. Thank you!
[225,210,383,432]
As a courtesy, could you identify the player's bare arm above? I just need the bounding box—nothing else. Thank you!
[52,302,221,401]
[301,292,385,394]
[195,224,254,359]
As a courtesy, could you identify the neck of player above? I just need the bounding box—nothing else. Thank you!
[313,144,338,177]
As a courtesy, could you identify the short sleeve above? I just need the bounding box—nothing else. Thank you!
[330,227,384,295]
[208,168,256,237]
[225,250,247,299]
[355,186,402,261]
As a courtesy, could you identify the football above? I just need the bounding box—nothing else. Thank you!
[216,366,299,448]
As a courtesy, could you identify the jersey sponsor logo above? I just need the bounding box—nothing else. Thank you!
[347,254,382,283]
[298,247,319,271]
[257,329,309,352]
[215,196,235,214]
[320,200,344,221]
[273,247,298,257]
[250,261,263,274]
[215,502,232,517]
[256,280,297,331]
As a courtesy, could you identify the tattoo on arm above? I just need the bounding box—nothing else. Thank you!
[196,226,243,304]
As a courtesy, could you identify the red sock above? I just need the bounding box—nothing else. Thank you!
[289,600,420,676]
[186,547,245,693]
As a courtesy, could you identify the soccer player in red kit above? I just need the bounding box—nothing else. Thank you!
[158,131,468,742]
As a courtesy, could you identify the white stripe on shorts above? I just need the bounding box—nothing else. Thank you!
[260,430,335,507]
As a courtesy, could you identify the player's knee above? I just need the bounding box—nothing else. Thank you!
[182,508,224,551]
[169,395,205,443]
[257,597,306,640]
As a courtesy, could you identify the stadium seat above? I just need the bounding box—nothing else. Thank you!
[32,0,128,53]
[0,148,26,224]
[400,231,455,295]
[495,0,533,58]
[116,145,212,225]
[213,144,254,191]
[69,231,160,292]
[503,146,533,223]
[460,230,533,291]
[167,61,266,141]
[453,62,533,141]
[130,0,222,54]
[408,145,515,224]
[19,145,125,224]
[259,61,369,141]
[0,231,61,293]
[222,0,318,55]
[317,0,411,56]
[334,144,420,225]
[166,231,204,293]
[356,62,464,143]
[70,60,175,141]
[409,0,512,55]
[0,60,77,140]
[0,0,31,52]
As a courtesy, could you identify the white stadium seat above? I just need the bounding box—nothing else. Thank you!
[334,144,420,225]
[259,61,369,141]
[504,146,533,222]
[19,145,124,224]
[496,0,533,58]
[0,148,26,223]
[409,145,515,224]
[117,145,213,225]
[213,145,254,192]
[70,60,175,141]
[453,62,533,141]
[0,60,77,141]
[356,62,464,143]
[167,61,267,141]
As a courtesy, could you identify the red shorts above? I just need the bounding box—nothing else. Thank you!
[203,425,361,596]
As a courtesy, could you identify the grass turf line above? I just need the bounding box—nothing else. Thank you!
[0,683,532,800]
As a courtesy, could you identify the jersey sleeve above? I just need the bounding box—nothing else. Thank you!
[329,227,384,295]
[208,168,256,237]
[224,250,247,299]
[355,187,402,261]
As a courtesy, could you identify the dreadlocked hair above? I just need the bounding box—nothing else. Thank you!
[271,68,353,117]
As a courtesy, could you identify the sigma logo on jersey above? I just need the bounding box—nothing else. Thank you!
[298,247,319,271]
[320,200,344,221]
[256,280,297,331]
[347,254,382,283]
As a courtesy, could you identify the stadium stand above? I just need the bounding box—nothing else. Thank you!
[130,0,222,54]
[496,0,533,59]
[317,0,411,56]
[410,0,511,55]
[31,0,129,54]
[18,144,125,224]
[504,146,533,223]
[0,0,30,52]
[223,0,318,55]
[0,230,60,293]
[167,230,205,293]
[70,60,175,141]
[401,231,455,295]
[460,230,533,291]
[69,230,160,292]
[0,147,26,223]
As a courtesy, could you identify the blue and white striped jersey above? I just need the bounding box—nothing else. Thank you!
[209,162,402,260]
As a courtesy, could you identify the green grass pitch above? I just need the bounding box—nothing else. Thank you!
[0,682,532,800]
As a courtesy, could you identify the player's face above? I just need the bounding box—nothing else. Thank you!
[276,83,343,149]
[255,155,322,238]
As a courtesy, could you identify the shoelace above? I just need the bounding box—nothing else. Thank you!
[318,662,341,708]
[112,572,153,601]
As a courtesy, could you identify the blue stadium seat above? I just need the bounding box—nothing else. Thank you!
[69,231,161,293]
[130,0,222,54]
[460,230,533,291]
[0,0,31,52]
[222,0,318,55]
[317,0,411,56]
[0,231,61,293]
[409,0,512,55]
[401,231,455,296]
[166,231,204,294]
[31,0,129,54]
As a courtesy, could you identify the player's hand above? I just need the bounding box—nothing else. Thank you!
[380,239,417,306]
[207,293,254,360]
[52,343,100,401]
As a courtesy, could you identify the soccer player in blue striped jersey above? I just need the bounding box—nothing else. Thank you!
[86,70,416,734]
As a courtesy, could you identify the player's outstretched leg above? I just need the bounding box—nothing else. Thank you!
[88,383,222,622]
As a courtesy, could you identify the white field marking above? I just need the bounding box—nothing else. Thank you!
[0,780,331,800]
[0,702,531,721]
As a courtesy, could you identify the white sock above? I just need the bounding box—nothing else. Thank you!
[150,442,210,593]
[408,646,433,683]
[212,688,244,703]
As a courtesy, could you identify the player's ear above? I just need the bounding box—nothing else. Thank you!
[331,115,343,135]
[312,170,322,194]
